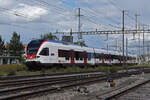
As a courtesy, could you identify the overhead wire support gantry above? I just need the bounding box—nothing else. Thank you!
[55,29,150,35]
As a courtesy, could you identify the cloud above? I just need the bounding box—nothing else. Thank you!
[9,3,48,21]
[0,0,149,55]
[0,0,13,7]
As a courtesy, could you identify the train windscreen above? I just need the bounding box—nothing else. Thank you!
[27,39,45,55]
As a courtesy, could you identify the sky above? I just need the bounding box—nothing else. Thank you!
[0,0,150,54]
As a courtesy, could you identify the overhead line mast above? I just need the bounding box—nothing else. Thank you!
[77,8,83,40]
[122,10,125,66]
[135,13,141,62]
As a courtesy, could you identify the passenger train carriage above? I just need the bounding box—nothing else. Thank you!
[26,39,137,69]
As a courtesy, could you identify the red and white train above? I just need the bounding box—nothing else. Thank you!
[26,39,137,69]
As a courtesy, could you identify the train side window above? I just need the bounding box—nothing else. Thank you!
[39,48,49,56]
[104,54,109,60]
[112,55,116,60]
[99,54,102,61]
[64,50,70,60]
[75,51,80,60]
[75,51,85,60]
[95,53,99,58]
[91,53,95,58]
[58,49,70,60]
[58,49,64,57]
[87,53,91,60]
[79,52,83,60]
[116,55,120,60]
[75,52,83,60]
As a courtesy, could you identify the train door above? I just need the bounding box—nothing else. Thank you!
[49,46,57,63]
[70,50,75,63]
[83,51,87,64]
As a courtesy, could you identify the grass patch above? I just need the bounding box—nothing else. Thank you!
[45,66,120,73]
[0,63,150,76]
[0,64,42,76]
[0,64,27,76]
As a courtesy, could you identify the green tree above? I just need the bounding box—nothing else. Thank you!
[8,32,24,57]
[0,35,5,55]
[74,41,87,47]
[41,33,59,40]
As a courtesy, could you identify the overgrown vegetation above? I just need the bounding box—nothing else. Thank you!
[0,64,150,76]
[0,64,27,76]
[74,40,87,47]
[40,32,59,40]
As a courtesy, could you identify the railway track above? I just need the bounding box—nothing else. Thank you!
[0,72,105,89]
[0,72,129,100]
[0,73,106,100]
[0,67,146,89]
[0,68,150,100]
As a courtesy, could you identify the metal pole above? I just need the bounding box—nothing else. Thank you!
[107,33,109,53]
[126,37,128,66]
[143,26,145,62]
[107,42,109,53]
[78,8,82,40]
[116,39,119,51]
[135,13,140,62]
[148,41,150,61]
[139,26,141,57]
[122,10,125,66]
[126,38,128,57]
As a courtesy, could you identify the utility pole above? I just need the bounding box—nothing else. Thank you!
[147,41,150,61]
[143,25,145,62]
[135,13,140,62]
[122,10,125,66]
[77,8,83,40]
[126,38,128,58]
[70,28,72,36]
[116,39,119,51]
[135,13,140,33]
[107,33,109,53]
[107,43,109,53]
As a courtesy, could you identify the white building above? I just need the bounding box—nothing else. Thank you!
[0,56,19,65]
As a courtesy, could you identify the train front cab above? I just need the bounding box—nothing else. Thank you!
[26,39,49,69]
